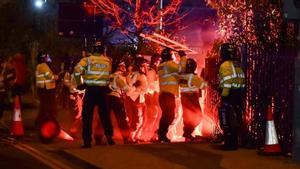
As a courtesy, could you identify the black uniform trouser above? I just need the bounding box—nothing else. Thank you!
[181,92,202,138]
[158,92,176,140]
[36,88,57,127]
[82,86,113,145]
[107,95,130,140]
[0,91,7,119]
[219,89,243,149]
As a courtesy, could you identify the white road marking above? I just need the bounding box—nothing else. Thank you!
[1,137,73,169]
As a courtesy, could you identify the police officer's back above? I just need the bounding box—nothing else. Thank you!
[218,43,245,150]
[74,41,114,148]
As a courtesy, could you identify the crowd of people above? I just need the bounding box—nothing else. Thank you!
[35,42,210,148]
[0,41,245,151]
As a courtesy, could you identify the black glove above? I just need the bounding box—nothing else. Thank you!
[77,83,87,90]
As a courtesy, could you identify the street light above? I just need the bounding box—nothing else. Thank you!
[34,0,46,9]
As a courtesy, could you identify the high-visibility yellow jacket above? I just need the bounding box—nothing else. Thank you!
[35,63,56,89]
[179,73,207,93]
[219,60,245,96]
[74,54,111,86]
[158,61,180,96]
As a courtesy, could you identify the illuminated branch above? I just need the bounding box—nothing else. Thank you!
[90,0,185,35]
[205,0,282,46]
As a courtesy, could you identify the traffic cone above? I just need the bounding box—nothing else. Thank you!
[10,95,24,137]
[262,106,281,154]
[58,129,74,141]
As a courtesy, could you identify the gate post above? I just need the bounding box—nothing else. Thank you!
[293,23,300,162]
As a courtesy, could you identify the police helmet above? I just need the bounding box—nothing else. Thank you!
[178,50,186,58]
[150,53,161,67]
[93,41,105,54]
[117,59,126,66]
[37,52,46,64]
[161,48,172,62]
[186,58,197,74]
[136,55,148,68]
[220,43,235,61]
[45,54,52,63]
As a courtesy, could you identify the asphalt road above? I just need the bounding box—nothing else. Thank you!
[0,142,51,169]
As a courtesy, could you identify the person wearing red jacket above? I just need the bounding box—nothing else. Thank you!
[11,53,28,105]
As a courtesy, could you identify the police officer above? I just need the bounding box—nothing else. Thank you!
[178,50,187,73]
[74,41,114,148]
[108,60,133,144]
[179,58,207,141]
[35,53,59,129]
[157,48,187,143]
[218,43,245,150]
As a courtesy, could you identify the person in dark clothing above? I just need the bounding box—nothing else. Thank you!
[11,53,27,101]
[74,41,114,148]
[218,43,245,150]
[0,56,15,128]
[107,60,133,144]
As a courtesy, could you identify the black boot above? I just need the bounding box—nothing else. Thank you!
[81,142,91,148]
[107,136,115,146]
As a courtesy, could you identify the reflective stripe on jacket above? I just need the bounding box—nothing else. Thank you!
[219,60,245,96]
[158,61,179,96]
[35,63,56,89]
[179,73,207,93]
[74,54,111,86]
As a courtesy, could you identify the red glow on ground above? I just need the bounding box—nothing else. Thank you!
[40,121,59,139]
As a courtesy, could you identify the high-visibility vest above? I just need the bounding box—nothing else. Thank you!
[158,61,179,96]
[219,60,245,96]
[74,54,111,86]
[179,73,207,93]
[35,63,56,89]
